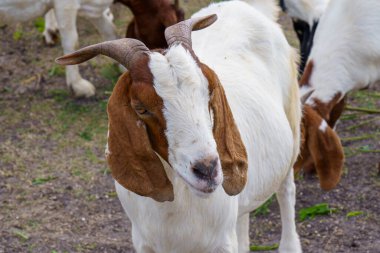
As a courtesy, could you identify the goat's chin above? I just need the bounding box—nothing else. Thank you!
[189,187,215,199]
[176,172,222,198]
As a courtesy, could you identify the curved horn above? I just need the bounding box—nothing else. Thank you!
[55,38,149,69]
[165,14,217,48]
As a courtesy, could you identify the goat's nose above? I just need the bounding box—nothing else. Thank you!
[192,157,219,180]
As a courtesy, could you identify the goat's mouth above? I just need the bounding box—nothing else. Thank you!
[176,170,222,197]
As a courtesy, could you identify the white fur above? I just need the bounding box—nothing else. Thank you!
[116,1,302,252]
[282,0,330,26]
[318,119,327,132]
[0,0,117,97]
[304,0,380,105]
[243,0,280,21]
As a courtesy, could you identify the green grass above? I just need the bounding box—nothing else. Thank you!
[32,176,57,185]
[34,17,45,33]
[13,28,23,41]
[299,203,337,221]
[12,228,29,241]
[49,65,65,77]
[100,63,122,85]
[250,243,279,251]
[346,211,364,218]
[252,195,275,216]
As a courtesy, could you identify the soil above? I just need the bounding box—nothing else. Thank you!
[0,1,379,253]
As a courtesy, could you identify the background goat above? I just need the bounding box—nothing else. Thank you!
[296,0,380,190]
[280,0,330,74]
[56,1,302,252]
[0,0,117,97]
[116,0,185,49]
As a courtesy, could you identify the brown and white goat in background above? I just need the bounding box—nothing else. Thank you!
[56,1,303,252]
[296,0,380,190]
[0,0,117,97]
[115,0,185,49]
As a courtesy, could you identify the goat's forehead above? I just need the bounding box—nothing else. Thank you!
[148,46,208,95]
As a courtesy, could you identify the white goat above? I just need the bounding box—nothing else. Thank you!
[297,0,380,190]
[0,0,117,97]
[56,1,302,252]
[280,0,330,73]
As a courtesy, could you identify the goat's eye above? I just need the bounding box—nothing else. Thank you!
[135,107,148,115]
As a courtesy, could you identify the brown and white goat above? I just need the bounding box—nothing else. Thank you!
[56,1,302,252]
[116,0,185,49]
[296,0,380,190]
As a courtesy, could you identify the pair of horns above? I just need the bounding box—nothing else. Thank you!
[56,14,217,68]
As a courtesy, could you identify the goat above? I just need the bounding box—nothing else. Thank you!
[280,0,330,74]
[56,1,302,252]
[0,0,117,97]
[115,0,185,49]
[296,0,380,190]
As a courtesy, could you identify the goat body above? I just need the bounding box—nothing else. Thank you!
[0,0,116,97]
[117,2,302,252]
[56,1,302,252]
[297,0,380,190]
[303,0,380,104]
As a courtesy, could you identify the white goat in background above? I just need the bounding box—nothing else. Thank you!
[0,0,117,97]
[57,1,302,252]
[296,0,380,190]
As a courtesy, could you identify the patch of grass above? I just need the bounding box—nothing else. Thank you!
[100,63,122,84]
[13,27,23,41]
[346,211,364,218]
[250,243,279,251]
[298,203,337,221]
[252,195,275,216]
[107,191,117,198]
[346,117,380,130]
[340,114,359,121]
[34,17,45,33]
[12,228,29,241]
[346,106,380,114]
[49,89,70,102]
[102,167,111,175]
[49,65,65,77]
[357,145,380,153]
[32,176,57,185]
[79,128,92,141]
[70,166,93,182]
[27,219,40,230]
[341,134,379,142]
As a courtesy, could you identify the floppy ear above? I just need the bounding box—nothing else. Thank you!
[201,64,248,195]
[107,72,174,202]
[301,106,344,190]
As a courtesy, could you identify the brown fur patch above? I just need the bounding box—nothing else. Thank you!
[117,0,185,49]
[107,70,173,202]
[299,60,314,86]
[200,64,248,196]
[296,105,344,190]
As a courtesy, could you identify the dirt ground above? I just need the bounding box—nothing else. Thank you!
[0,1,379,253]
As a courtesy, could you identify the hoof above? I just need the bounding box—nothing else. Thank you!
[43,29,59,46]
[71,79,96,98]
